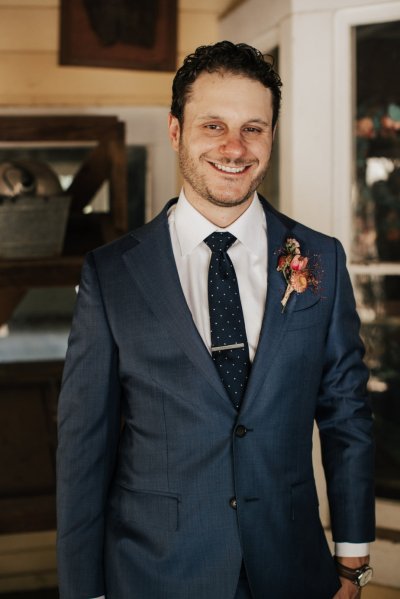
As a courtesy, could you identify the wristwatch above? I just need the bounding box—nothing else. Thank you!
[334,559,373,587]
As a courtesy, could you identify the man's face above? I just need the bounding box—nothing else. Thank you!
[169,71,275,211]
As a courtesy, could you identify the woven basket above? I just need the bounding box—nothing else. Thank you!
[0,195,71,259]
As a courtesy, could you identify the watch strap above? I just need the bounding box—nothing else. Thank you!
[334,559,373,587]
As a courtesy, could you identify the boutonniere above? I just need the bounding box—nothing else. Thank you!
[277,237,319,311]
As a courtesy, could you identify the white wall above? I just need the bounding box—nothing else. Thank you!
[221,0,400,238]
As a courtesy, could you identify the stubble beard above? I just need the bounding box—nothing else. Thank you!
[179,142,269,208]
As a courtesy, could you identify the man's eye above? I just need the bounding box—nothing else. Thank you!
[244,127,262,134]
[205,124,222,130]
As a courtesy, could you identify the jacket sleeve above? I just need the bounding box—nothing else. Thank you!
[57,252,121,599]
[316,239,375,543]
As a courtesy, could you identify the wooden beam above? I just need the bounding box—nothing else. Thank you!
[0,256,83,288]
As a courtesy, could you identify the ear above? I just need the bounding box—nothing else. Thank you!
[272,122,278,141]
[168,114,181,151]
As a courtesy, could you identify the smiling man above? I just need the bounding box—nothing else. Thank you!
[57,42,375,599]
[169,72,274,217]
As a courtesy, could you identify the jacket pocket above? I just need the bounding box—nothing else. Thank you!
[286,297,326,331]
[110,483,181,532]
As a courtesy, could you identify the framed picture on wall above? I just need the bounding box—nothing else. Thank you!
[59,0,177,72]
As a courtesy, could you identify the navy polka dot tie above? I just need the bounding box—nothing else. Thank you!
[204,232,251,409]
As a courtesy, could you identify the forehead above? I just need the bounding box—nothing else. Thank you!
[185,71,273,120]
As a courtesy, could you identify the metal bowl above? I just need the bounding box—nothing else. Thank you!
[0,159,63,199]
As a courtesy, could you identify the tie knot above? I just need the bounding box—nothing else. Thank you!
[204,232,236,253]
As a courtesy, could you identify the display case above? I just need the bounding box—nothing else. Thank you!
[0,115,127,325]
[0,115,127,535]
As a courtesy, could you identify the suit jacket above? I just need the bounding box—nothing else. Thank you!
[56,196,375,599]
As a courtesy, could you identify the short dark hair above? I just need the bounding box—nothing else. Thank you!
[171,40,282,128]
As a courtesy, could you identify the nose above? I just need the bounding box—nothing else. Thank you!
[219,133,246,159]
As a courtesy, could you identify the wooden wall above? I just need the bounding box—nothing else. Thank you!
[0,0,221,108]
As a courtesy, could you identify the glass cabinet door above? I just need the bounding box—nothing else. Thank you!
[334,6,400,587]
[352,20,400,503]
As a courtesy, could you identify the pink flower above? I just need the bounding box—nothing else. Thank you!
[277,255,290,271]
[277,237,320,311]
[290,255,308,271]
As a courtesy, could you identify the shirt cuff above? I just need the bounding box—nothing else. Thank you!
[335,542,370,557]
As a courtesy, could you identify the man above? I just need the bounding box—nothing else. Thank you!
[57,41,375,599]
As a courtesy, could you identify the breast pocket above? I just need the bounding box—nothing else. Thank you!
[286,295,327,331]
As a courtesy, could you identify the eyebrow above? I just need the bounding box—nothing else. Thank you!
[245,118,270,127]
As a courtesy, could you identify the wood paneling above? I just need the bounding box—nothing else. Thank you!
[0,0,224,107]
[178,11,219,56]
[0,0,56,5]
[0,8,57,51]
[0,54,173,106]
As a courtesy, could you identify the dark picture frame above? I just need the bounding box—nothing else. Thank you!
[59,0,177,72]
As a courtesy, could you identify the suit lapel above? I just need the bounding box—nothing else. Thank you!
[242,200,296,405]
[122,197,319,410]
[122,203,229,402]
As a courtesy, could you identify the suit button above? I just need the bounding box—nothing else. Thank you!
[235,424,247,437]
[229,497,237,510]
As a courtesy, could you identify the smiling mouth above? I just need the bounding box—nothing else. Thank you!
[209,161,252,174]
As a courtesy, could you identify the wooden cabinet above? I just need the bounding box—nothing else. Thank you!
[0,362,62,534]
[0,116,128,536]
[0,115,128,324]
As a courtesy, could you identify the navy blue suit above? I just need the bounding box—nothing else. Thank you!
[57,197,375,599]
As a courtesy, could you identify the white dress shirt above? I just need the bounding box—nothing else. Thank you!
[90,191,367,598]
[169,191,268,362]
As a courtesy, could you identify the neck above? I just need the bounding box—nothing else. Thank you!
[183,191,254,228]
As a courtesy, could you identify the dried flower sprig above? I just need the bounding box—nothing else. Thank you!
[277,237,319,311]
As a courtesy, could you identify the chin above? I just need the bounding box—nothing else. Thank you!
[207,194,252,208]
[206,186,255,207]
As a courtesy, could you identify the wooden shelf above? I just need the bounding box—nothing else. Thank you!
[0,116,127,536]
[0,255,84,288]
[0,114,128,323]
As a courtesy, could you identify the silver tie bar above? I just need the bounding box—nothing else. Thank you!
[211,343,245,352]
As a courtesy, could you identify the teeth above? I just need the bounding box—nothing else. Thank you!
[212,163,247,174]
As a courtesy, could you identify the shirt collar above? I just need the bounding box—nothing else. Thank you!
[172,190,266,257]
